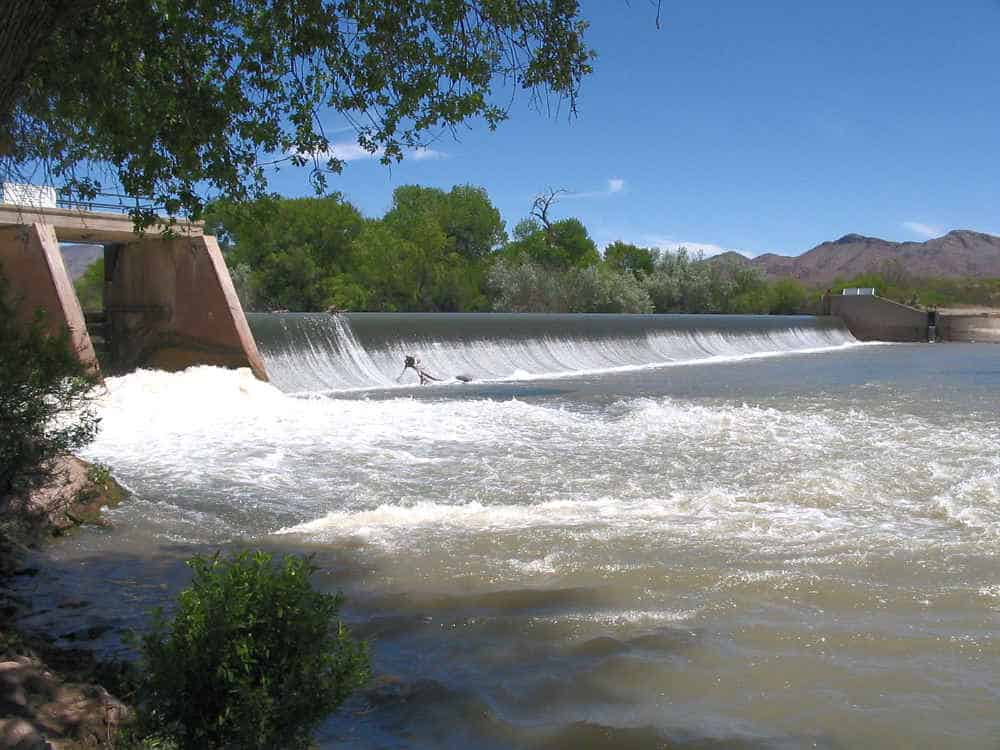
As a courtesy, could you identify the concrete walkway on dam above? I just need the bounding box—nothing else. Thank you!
[0,203,267,380]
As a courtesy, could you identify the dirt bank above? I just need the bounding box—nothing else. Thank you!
[1,457,131,750]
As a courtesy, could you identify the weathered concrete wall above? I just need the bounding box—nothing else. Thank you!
[0,223,98,372]
[105,235,267,380]
[829,294,930,342]
[938,313,1000,343]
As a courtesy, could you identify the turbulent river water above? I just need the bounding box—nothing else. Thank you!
[14,313,1000,749]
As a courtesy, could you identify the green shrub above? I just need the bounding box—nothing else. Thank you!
[137,551,369,750]
[73,257,105,311]
[0,270,100,499]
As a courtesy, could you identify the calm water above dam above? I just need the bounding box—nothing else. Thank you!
[15,314,1000,749]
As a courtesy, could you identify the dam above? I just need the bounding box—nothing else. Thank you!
[247,311,860,393]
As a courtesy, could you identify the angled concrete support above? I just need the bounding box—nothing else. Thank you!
[830,295,930,342]
[0,223,98,372]
[105,234,267,380]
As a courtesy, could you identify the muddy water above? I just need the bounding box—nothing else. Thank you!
[13,316,1000,749]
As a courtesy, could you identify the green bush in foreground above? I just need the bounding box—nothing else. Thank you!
[137,551,370,750]
[0,271,99,499]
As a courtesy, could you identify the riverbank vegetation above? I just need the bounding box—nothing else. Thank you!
[198,187,1000,315]
[2,272,369,749]
[131,551,369,750]
[0,272,100,503]
[824,263,1000,310]
[203,189,815,315]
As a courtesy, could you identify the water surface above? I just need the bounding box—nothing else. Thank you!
[15,314,1000,749]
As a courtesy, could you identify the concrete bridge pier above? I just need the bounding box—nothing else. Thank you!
[0,222,98,371]
[0,205,267,380]
[103,235,267,379]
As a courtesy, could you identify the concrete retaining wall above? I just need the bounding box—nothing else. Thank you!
[105,235,267,379]
[829,294,930,342]
[938,314,1000,343]
[0,223,99,372]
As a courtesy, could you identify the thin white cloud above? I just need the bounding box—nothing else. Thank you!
[411,147,447,161]
[902,221,942,239]
[324,142,383,162]
[638,235,755,258]
[565,178,627,200]
[300,140,448,163]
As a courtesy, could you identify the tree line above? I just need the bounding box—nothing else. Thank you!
[199,186,813,315]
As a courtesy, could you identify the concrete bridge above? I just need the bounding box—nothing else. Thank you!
[0,204,267,380]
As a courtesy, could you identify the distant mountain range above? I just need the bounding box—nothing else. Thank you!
[58,231,1000,289]
[714,230,1000,286]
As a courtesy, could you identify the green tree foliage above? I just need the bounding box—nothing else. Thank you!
[604,241,655,275]
[205,195,364,311]
[137,551,369,750]
[503,217,600,269]
[384,184,506,261]
[74,257,104,311]
[768,277,808,315]
[826,272,1000,310]
[3,1,594,226]
[209,187,501,312]
[640,248,715,312]
[0,270,99,499]
[489,259,652,313]
[206,184,966,316]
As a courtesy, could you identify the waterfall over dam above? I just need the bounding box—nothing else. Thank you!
[247,312,860,393]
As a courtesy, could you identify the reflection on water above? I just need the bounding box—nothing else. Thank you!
[12,316,1000,749]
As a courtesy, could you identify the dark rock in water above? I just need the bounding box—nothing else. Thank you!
[56,599,90,610]
[60,624,113,641]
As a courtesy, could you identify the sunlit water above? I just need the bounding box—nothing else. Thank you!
[13,314,1000,749]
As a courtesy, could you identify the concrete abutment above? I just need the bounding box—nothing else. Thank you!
[0,206,267,380]
[826,293,1000,343]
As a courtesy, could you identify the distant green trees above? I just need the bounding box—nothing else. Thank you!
[828,269,1000,310]
[74,258,105,311]
[205,185,502,312]
[205,195,365,311]
[488,259,653,313]
[204,186,818,315]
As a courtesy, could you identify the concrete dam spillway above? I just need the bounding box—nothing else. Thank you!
[247,312,862,393]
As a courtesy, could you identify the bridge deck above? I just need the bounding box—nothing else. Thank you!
[0,204,202,242]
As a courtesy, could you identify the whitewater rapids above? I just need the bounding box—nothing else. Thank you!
[14,315,1000,749]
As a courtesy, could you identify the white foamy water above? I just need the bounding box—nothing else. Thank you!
[249,312,867,393]
[83,361,1000,563]
[28,322,1000,749]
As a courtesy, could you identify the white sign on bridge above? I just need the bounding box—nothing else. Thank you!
[1,182,57,208]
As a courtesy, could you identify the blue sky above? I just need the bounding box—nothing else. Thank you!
[267,0,1000,257]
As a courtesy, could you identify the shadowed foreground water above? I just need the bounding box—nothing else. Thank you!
[13,315,1000,749]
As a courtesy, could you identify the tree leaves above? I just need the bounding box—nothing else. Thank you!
[3,1,594,227]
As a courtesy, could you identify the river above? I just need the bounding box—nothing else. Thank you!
[13,313,1000,749]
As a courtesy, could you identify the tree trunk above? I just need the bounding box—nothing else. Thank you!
[0,0,96,155]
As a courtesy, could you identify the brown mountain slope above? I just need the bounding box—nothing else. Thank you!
[748,230,1000,286]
